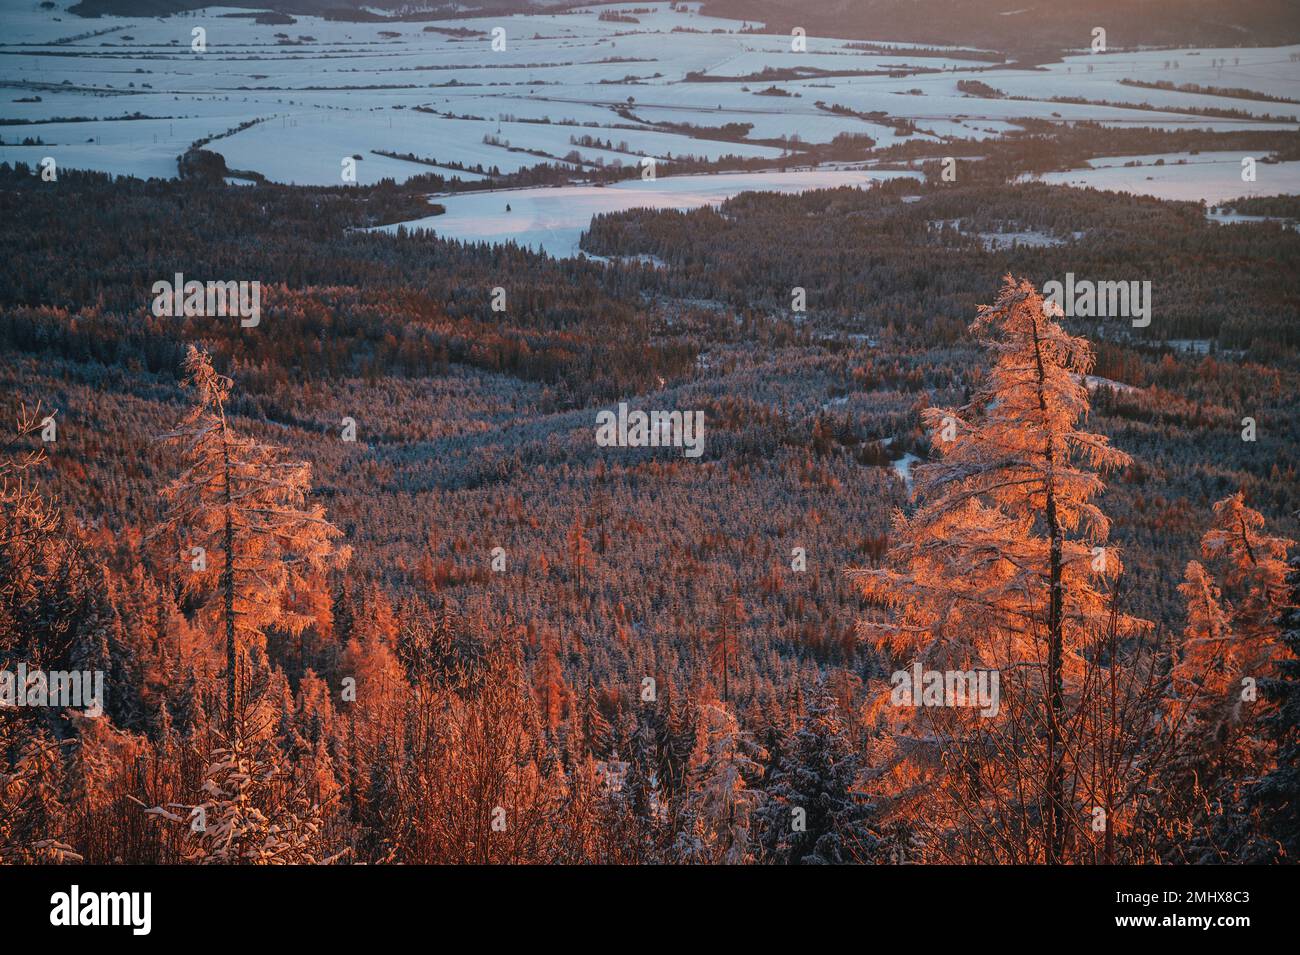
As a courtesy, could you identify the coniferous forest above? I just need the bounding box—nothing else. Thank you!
[2,148,1298,874]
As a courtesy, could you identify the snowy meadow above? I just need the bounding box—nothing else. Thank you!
[4,2,1300,254]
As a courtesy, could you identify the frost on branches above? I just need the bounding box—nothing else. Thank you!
[153,346,349,731]
[1161,493,1295,860]
[675,702,765,864]
[847,275,1157,863]
[147,729,332,865]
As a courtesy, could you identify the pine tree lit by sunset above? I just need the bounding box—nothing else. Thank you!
[154,346,350,732]
[851,275,1141,863]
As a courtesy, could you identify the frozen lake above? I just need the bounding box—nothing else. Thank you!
[373,168,918,258]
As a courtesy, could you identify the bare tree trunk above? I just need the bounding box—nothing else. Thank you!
[1032,316,1066,865]
[1044,479,1065,864]
[221,421,236,735]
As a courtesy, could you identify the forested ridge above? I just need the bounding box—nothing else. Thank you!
[1,157,1298,864]
[62,0,1300,52]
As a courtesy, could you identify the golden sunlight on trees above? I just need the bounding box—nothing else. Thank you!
[153,347,350,733]
[850,275,1140,863]
[4,254,1294,867]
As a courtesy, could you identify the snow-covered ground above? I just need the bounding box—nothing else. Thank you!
[1081,374,1139,394]
[2,1,1298,192]
[929,219,1075,249]
[1207,208,1300,229]
[892,452,922,495]
[1022,151,1300,204]
[373,168,918,257]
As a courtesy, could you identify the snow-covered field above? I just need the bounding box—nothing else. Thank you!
[1022,151,1300,204]
[3,0,1298,193]
[372,168,919,257]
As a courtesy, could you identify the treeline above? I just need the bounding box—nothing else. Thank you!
[581,177,1300,352]
[876,121,1300,181]
[0,165,691,407]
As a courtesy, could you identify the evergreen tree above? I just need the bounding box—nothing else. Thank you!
[154,347,350,731]
[1251,556,1300,859]
[675,702,765,864]
[578,677,611,757]
[1170,494,1292,761]
[759,682,877,864]
[851,275,1137,863]
[151,730,331,865]
[566,516,593,594]
[621,705,668,860]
